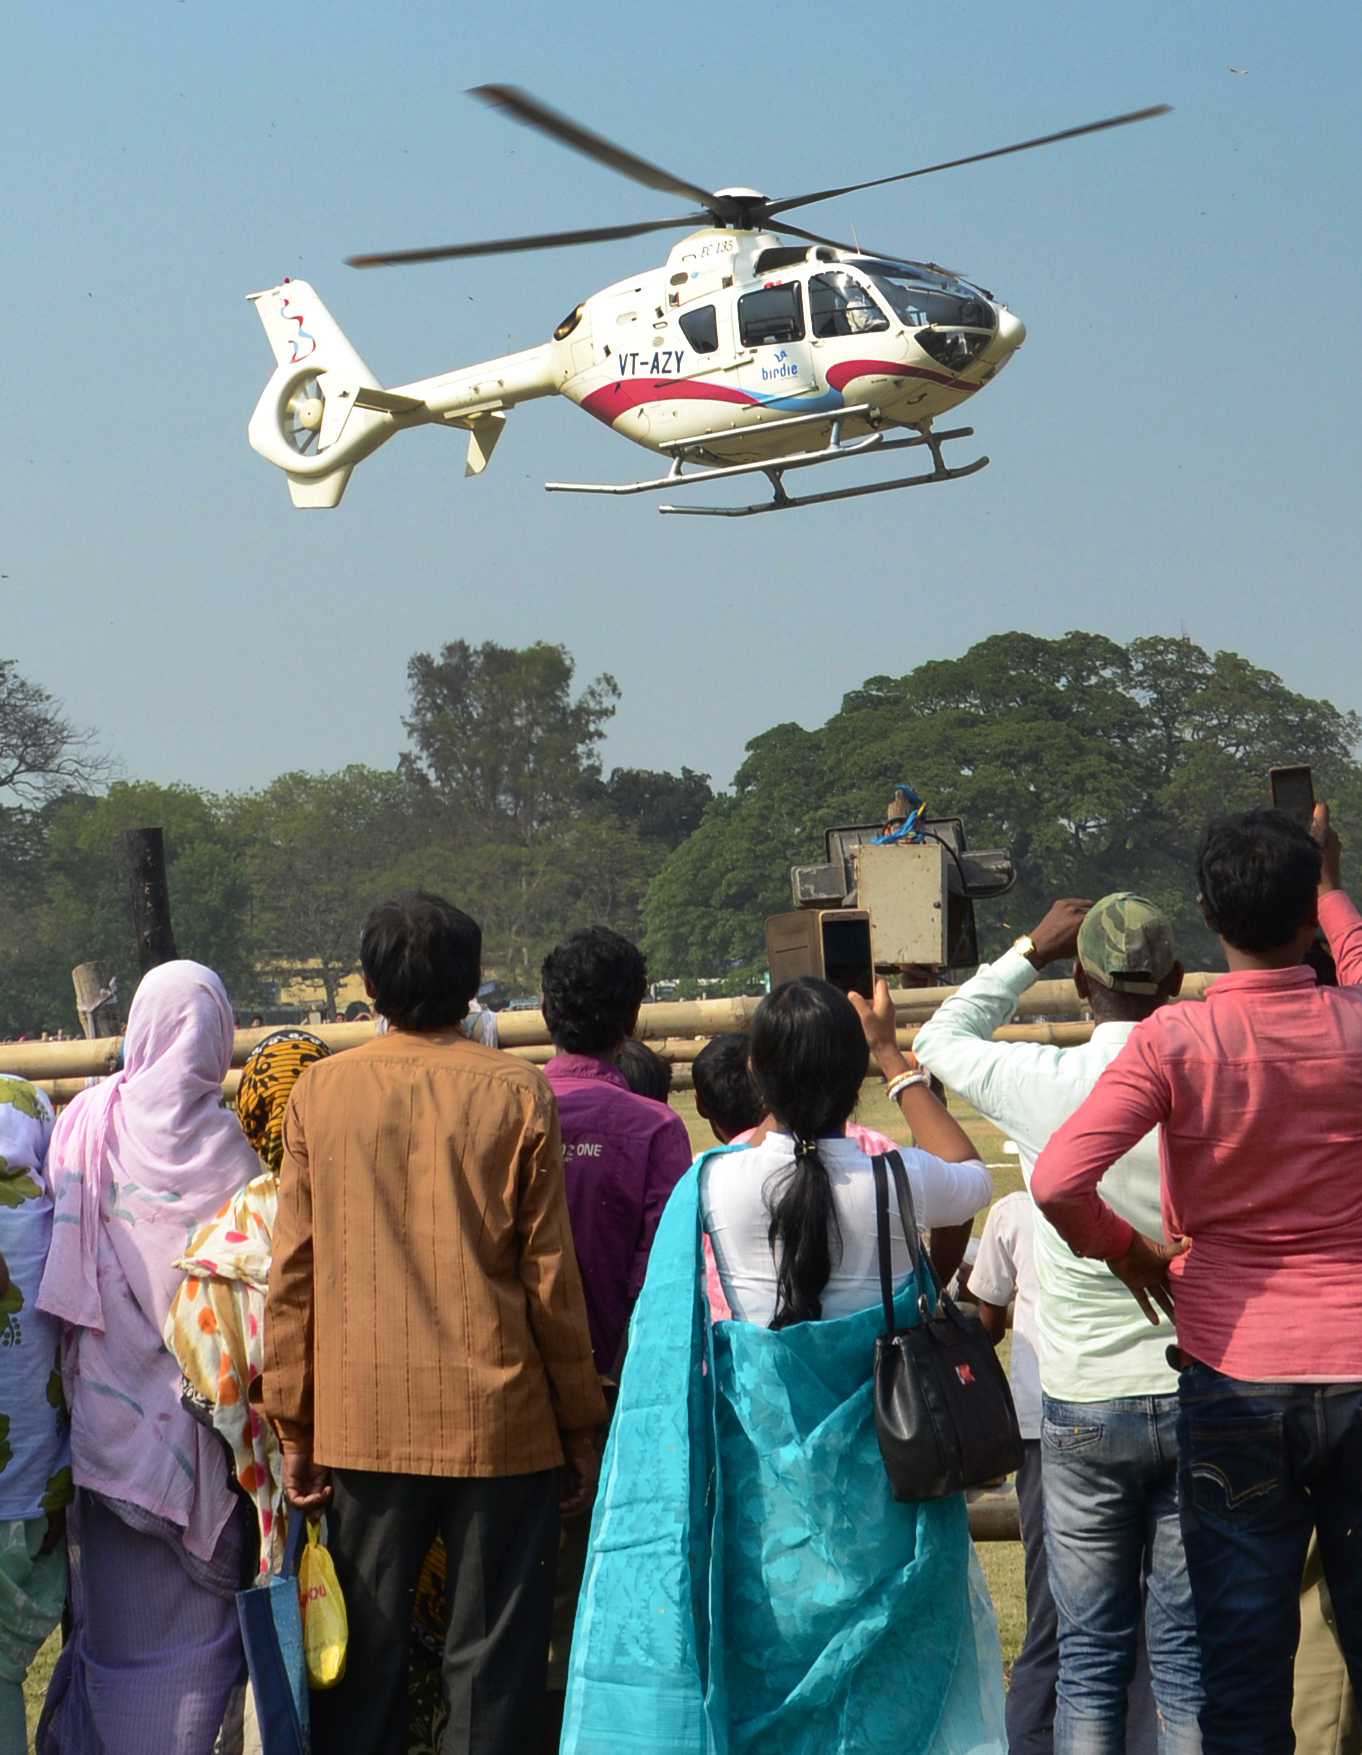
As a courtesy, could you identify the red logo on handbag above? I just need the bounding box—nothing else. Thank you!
[956,1363,976,1386]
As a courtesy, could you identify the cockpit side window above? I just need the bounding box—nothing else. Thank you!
[678,304,719,355]
[808,272,889,338]
[737,283,805,347]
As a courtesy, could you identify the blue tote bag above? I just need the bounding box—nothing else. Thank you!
[237,1508,311,1755]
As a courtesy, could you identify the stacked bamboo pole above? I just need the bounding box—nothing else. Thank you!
[13,975,1219,1104]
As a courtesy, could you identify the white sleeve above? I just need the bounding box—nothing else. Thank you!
[903,1150,994,1229]
[967,1201,1018,1307]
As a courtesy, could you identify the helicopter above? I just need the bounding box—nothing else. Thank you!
[246,86,1168,514]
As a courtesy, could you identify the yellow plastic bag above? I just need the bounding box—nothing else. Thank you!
[298,1520,348,1689]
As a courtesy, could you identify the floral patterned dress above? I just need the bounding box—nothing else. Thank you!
[166,1170,283,1573]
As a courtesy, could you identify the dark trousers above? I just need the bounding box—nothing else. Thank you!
[309,1467,560,1755]
[1177,1362,1362,1755]
[1008,1439,1060,1754]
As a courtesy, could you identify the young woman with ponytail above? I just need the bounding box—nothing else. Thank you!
[561,976,1007,1755]
[703,976,993,1329]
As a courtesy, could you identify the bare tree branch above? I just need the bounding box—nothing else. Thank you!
[0,660,110,803]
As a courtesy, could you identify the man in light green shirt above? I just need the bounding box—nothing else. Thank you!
[914,894,1201,1755]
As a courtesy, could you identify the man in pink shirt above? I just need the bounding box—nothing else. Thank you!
[1032,806,1362,1755]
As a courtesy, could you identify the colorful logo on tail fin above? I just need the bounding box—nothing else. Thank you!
[279,296,316,364]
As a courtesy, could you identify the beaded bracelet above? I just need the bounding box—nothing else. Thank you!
[884,1070,930,1104]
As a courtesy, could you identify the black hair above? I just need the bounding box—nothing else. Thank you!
[360,894,481,1030]
[1084,971,1179,1027]
[748,978,869,1329]
[614,1037,672,1102]
[691,1033,764,1141]
[541,927,647,1056]
[1196,809,1322,953]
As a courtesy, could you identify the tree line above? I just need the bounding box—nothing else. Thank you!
[0,643,710,1033]
[3,630,1359,1035]
[643,631,1362,980]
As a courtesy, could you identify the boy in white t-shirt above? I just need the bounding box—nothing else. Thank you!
[969,1190,1052,1755]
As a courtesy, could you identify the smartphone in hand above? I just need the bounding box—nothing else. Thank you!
[820,915,875,1000]
[1269,765,1315,828]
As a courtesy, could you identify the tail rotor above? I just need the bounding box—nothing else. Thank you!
[285,377,326,457]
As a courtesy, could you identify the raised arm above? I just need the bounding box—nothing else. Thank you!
[852,977,982,1160]
[1314,804,1362,987]
[911,898,1092,1150]
[851,978,993,1285]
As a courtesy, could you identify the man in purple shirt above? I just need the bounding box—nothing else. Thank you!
[540,926,693,1377]
[539,927,694,1748]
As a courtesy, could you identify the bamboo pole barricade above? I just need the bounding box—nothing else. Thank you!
[16,974,1220,1102]
[966,1487,1021,1542]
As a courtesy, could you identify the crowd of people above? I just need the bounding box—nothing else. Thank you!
[0,801,1357,1754]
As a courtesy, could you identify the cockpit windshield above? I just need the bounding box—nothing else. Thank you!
[849,262,996,370]
[864,271,996,334]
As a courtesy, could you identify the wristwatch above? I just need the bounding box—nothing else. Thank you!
[1012,934,1036,960]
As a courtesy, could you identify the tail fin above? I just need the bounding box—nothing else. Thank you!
[248,279,378,383]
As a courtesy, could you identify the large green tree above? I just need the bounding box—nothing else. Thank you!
[642,633,1362,981]
[230,766,428,1015]
[397,641,710,990]
[403,640,620,847]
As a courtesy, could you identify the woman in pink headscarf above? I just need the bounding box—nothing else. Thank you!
[35,962,261,1755]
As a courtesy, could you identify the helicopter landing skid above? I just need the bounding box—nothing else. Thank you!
[545,421,987,515]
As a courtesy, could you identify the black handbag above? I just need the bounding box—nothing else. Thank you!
[872,1151,1024,1502]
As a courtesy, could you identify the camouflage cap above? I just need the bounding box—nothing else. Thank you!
[1077,893,1176,993]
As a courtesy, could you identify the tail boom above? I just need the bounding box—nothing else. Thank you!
[246,279,558,507]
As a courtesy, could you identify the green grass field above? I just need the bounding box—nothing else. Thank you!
[20,1088,1029,1745]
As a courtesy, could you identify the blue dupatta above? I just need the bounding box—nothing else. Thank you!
[562,1151,1005,1755]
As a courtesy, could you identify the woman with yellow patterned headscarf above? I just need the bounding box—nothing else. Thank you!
[164,1030,331,1573]
[234,1029,332,1175]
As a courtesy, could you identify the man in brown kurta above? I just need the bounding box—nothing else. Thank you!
[262,894,605,1755]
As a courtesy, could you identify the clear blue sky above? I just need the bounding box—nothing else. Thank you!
[2,2,1359,796]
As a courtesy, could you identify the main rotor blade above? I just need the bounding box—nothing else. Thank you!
[471,84,719,210]
[766,103,1172,217]
[348,213,712,268]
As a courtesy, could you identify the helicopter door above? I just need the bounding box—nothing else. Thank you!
[732,281,816,409]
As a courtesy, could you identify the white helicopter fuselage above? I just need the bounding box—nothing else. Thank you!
[247,228,1024,506]
[556,229,1023,463]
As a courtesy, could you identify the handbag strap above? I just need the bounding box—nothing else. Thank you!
[282,1507,308,1579]
[873,1150,935,1337]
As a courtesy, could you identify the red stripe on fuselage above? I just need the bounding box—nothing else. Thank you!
[580,356,977,429]
[824,358,978,394]
[580,379,756,426]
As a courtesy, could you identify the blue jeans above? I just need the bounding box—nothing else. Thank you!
[1177,1361,1362,1755]
[1042,1394,1202,1755]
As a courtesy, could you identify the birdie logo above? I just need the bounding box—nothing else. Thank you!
[280,297,317,364]
[761,348,800,382]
